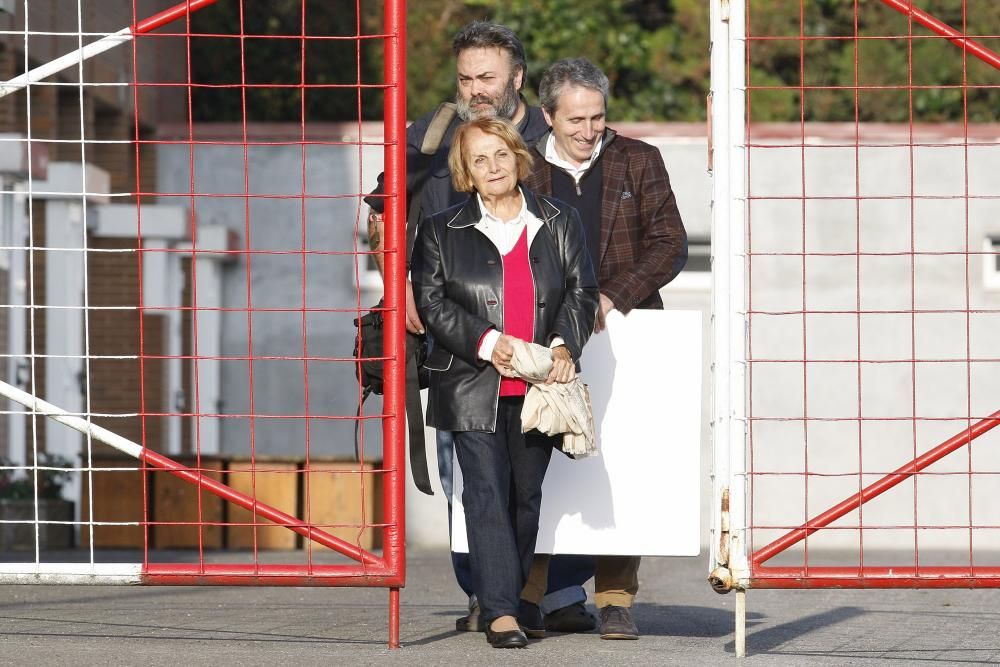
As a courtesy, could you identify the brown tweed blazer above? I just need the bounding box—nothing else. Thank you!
[523,129,688,313]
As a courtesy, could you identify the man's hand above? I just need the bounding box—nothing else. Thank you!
[404,279,424,334]
[545,345,575,384]
[369,208,423,335]
[367,209,387,276]
[594,293,615,333]
[490,334,517,377]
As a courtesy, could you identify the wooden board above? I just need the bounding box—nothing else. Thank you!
[151,457,224,549]
[226,460,299,550]
[302,462,382,552]
[80,456,146,549]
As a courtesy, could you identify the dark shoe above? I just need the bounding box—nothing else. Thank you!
[598,605,639,640]
[456,597,484,632]
[545,601,597,633]
[517,600,546,639]
[485,626,528,648]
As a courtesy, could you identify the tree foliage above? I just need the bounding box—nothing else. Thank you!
[188,0,999,123]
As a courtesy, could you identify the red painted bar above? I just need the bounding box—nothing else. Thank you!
[389,588,401,648]
[143,563,402,587]
[754,566,1000,589]
[878,0,1000,71]
[141,449,383,567]
[133,0,222,34]
[383,0,407,648]
[752,409,1000,566]
[381,0,407,588]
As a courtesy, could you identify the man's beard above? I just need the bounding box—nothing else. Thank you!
[455,76,520,121]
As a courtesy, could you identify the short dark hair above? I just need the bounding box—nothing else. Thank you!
[452,21,527,79]
[539,58,610,115]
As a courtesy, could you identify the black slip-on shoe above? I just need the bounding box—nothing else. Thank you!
[517,600,546,639]
[485,626,528,648]
[455,598,486,632]
[544,601,597,633]
[456,597,484,632]
[598,605,639,640]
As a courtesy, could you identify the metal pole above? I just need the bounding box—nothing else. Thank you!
[735,589,746,658]
[383,0,408,649]
[709,0,749,597]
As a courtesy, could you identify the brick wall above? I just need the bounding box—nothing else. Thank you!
[1,4,172,462]
[87,237,166,453]
[26,205,46,453]
[180,257,193,455]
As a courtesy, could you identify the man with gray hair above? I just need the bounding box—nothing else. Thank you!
[522,57,688,640]
[363,20,549,634]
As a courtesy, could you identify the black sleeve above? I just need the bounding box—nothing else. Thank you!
[550,206,599,359]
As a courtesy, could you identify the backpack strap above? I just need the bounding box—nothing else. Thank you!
[419,102,457,155]
[405,351,433,495]
[407,102,458,261]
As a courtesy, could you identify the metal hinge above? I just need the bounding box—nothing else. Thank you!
[708,487,736,593]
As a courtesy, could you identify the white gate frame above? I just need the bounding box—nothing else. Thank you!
[708,0,750,657]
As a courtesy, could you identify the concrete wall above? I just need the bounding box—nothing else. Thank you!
[744,124,1000,555]
[157,123,389,460]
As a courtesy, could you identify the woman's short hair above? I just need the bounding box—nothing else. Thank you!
[448,117,534,193]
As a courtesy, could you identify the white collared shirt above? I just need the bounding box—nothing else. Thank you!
[474,189,542,255]
[473,189,564,360]
[543,133,604,183]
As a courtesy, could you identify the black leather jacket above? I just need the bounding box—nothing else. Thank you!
[411,188,599,433]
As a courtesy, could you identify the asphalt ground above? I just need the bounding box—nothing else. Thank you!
[0,548,997,665]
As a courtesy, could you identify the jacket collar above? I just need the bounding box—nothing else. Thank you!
[445,187,561,229]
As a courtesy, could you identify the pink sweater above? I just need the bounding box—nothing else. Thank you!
[499,228,534,397]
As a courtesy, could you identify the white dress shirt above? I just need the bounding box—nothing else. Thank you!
[543,134,604,184]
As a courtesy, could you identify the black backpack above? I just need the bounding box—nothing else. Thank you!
[353,300,430,397]
[352,301,433,496]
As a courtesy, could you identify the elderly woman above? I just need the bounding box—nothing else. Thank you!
[411,117,598,648]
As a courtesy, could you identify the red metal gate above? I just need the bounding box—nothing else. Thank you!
[711,0,1000,654]
[0,0,408,647]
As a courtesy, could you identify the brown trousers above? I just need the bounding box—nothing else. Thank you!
[521,554,641,608]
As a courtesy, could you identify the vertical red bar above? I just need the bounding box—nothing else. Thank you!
[389,587,401,648]
[383,0,407,640]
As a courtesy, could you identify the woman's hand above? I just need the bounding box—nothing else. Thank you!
[491,334,518,378]
[545,345,575,384]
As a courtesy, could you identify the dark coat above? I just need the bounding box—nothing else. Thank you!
[411,189,599,433]
[522,129,688,313]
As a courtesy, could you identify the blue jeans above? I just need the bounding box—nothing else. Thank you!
[453,398,555,623]
[442,429,594,612]
[542,555,596,613]
[436,429,475,598]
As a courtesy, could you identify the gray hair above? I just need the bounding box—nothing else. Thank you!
[452,21,527,80]
[538,58,610,115]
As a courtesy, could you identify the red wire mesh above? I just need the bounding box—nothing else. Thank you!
[123,0,406,593]
[745,0,1000,586]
